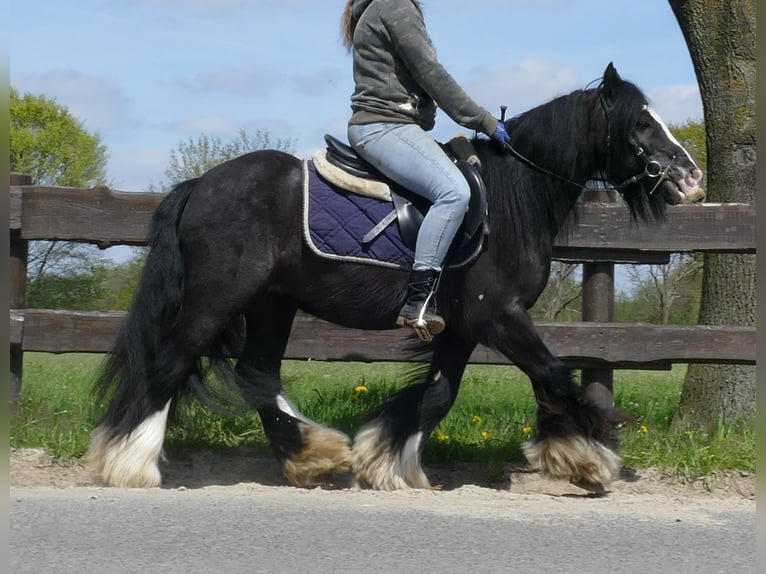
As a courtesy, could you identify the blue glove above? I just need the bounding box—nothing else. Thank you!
[491,121,510,148]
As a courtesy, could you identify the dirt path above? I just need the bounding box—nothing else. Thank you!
[11,447,755,506]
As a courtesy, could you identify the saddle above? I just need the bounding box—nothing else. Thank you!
[318,134,489,254]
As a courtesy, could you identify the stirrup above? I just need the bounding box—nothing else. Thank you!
[412,318,434,342]
[396,304,444,342]
[396,316,437,342]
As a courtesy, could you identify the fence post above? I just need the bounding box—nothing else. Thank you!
[580,188,616,392]
[10,172,31,412]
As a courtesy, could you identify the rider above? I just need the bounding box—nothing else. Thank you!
[341,0,510,337]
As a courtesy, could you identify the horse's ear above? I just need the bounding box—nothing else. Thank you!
[601,62,622,102]
[604,62,621,83]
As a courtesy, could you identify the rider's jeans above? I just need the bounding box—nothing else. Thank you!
[348,122,470,272]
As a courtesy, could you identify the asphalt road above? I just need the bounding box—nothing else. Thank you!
[10,485,755,574]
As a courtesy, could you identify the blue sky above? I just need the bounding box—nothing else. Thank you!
[11,0,703,194]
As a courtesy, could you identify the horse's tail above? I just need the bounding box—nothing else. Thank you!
[92,178,198,443]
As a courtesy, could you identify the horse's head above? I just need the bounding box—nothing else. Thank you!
[599,63,704,219]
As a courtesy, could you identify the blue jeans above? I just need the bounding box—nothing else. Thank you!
[348,122,470,272]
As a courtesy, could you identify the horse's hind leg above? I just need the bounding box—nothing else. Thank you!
[237,297,352,487]
[87,340,197,488]
[88,301,242,487]
[352,331,475,489]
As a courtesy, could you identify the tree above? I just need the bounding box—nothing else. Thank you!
[668,119,707,177]
[116,128,297,307]
[622,254,702,325]
[153,128,296,190]
[530,262,582,322]
[10,88,108,187]
[668,0,756,427]
[10,87,111,307]
[26,263,112,311]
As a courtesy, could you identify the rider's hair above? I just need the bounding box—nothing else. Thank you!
[341,1,423,52]
[340,1,356,52]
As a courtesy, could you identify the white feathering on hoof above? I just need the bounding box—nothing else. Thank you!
[86,401,171,488]
[282,422,353,487]
[352,424,430,490]
[522,435,621,492]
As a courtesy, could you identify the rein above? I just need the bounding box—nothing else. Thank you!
[500,93,675,194]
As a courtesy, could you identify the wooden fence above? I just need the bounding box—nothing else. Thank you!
[9,172,756,407]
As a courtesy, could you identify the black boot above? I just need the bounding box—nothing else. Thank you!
[396,269,445,341]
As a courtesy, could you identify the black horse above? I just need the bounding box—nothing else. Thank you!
[87,64,704,491]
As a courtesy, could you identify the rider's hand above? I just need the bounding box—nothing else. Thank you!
[491,120,510,149]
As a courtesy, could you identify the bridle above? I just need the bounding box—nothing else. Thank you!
[500,90,677,195]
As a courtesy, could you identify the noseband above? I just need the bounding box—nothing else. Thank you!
[502,91,676,194]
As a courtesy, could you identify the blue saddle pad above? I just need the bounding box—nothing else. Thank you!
[302,160,483,270]
[303,160,414,270]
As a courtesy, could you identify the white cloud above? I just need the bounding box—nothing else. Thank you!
[648,84,703,124]
[170,115,243,138]
[11,69,137,134]
[107,144,171,191]
[173,66,285,97]
[464,58,581,118]
[292,68,346,97]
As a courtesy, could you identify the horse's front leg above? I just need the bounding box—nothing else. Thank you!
[352,330,475,490]
[486,301,624,492]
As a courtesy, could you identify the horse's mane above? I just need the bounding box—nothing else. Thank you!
[471,78,665,273]
[472,88,602,272]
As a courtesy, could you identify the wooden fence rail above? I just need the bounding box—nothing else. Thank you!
[8,172,757,407]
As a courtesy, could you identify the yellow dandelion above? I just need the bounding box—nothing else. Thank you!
[481,431,491,441]
[354,384,368,394]
[471,415,482,425]
[522,424,533,436]
[638,424,649,434]
[435,431,450,443]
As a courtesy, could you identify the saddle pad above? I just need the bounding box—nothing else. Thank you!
[303,160,413,270]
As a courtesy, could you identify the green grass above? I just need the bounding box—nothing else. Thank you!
[10,353,755,482]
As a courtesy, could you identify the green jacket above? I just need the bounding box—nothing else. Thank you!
[348,0,497,136]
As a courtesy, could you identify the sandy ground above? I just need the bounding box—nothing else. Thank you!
[11,447,755,508]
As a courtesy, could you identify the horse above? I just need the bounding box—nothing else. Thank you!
[86,63,704,491]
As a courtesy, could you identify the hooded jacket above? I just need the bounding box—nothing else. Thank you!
[348,0,497,136]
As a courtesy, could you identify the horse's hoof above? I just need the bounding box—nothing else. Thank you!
[352,424,430,490]
[282,423,353,488]
[570,476,606,493]
[522,435,621,490]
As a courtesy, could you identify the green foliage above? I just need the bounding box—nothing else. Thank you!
[10,354,104,459]
[669,119,707,175]
[26,264,112,310]
[10,87,108,187]
[155,128,296,190]
[616,254,702,324]
[615,372,754,479]
[11,86,112,309]
[108,251,148,311]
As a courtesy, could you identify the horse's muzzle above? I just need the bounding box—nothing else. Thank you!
[677,168,705,203]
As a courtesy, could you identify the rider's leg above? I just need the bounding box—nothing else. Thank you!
[348,122,470,336]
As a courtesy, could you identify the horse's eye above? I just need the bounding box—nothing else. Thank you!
[636,117,651,130]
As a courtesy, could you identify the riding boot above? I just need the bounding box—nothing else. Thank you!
[396,269,445,341]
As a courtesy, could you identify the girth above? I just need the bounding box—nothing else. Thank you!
[322,134,489,253]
